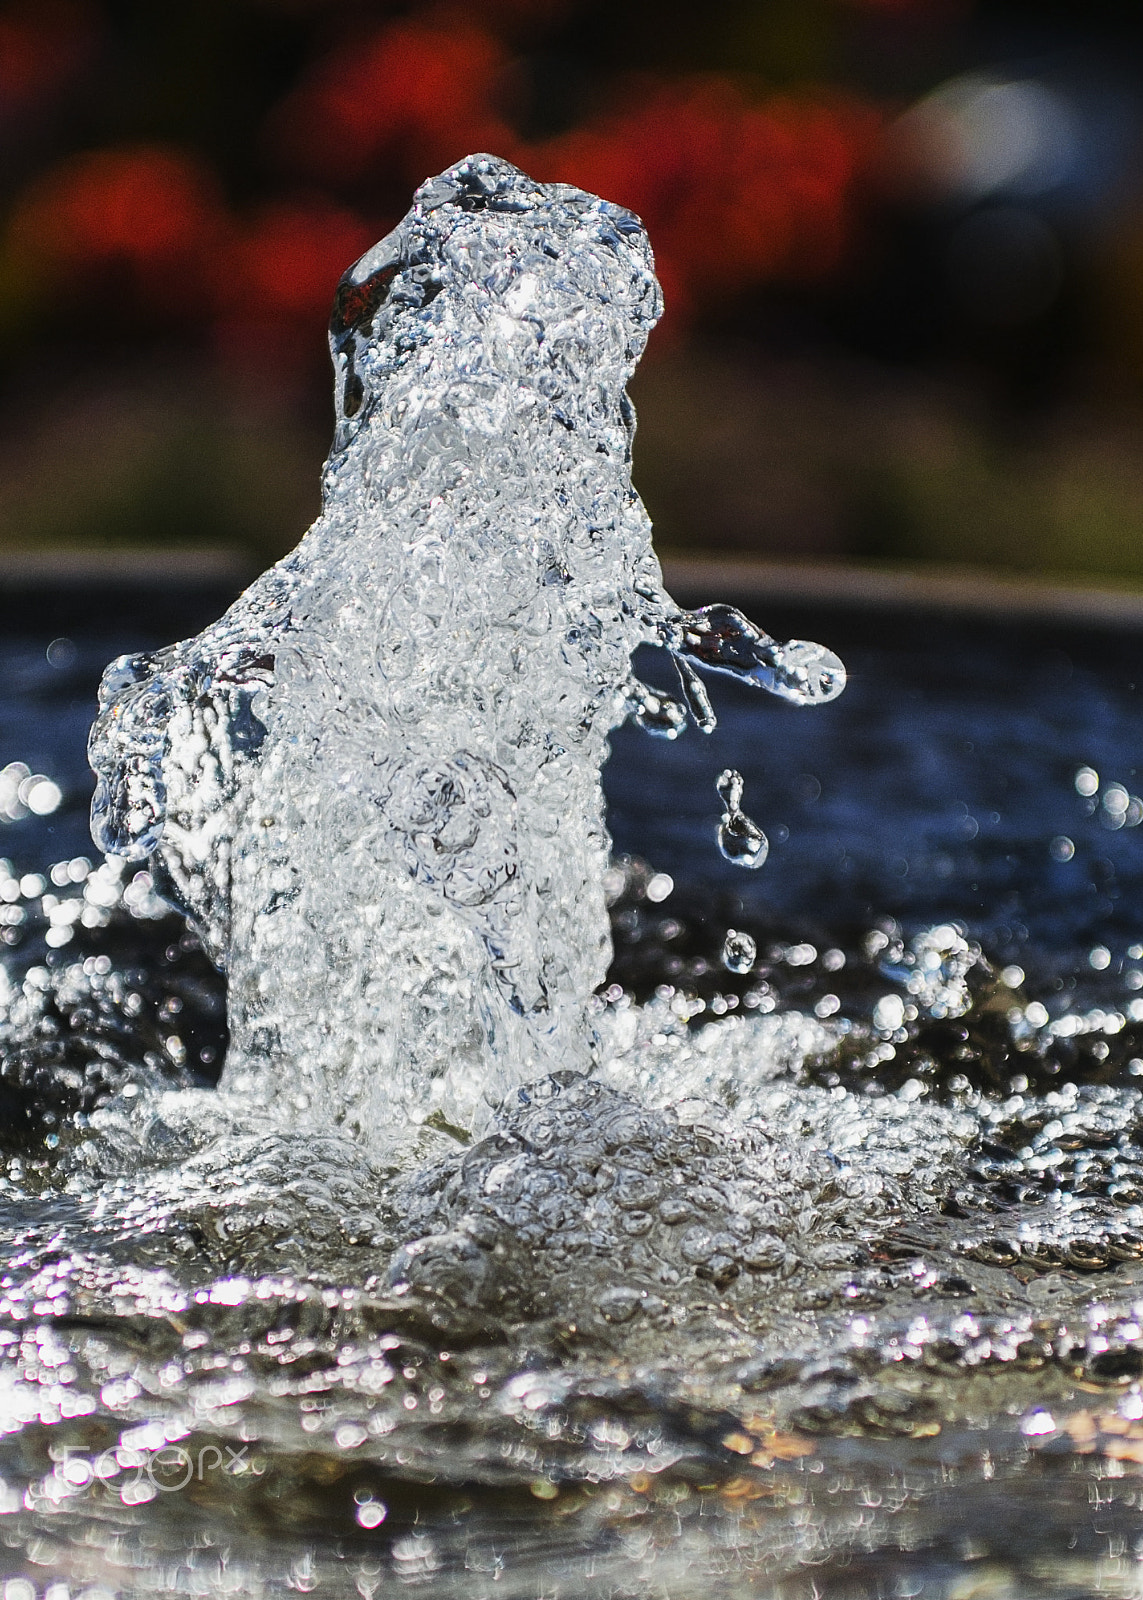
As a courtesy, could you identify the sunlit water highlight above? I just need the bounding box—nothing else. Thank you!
[1,158,1143,1597]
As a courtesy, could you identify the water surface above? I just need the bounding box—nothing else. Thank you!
[2,581,1143,1598]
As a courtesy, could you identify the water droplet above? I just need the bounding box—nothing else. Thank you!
[722,930,757,974]
[873,994,906,1031]
[716,768,742,810]
[672,604,845,705]
[715,770,768,869]
[24,778,61,816]
[625,677,687,739]
[763,639,847,705]
[671,651,716,733]
[355,1498,387,1528]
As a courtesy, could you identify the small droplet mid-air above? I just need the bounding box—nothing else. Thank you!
[665,604,846,721]
[721,928,757,974]
[716,769,768,869]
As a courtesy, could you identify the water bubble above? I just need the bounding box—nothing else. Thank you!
[645,872,674,903]
[679,1226,715,1264]
[741,1234,785,1271]
[1100,784,1129,829]
[1089,946,1112,971]
[601,865,626,902]
[1075,766,1099,796]
[23,778,62,816]
[1020,1409,1056,1437]
[0,763,61,823]
[45,637,77,670]
[873,994,906,1032]
[721,929,757,975]
[354,1497,387,1529]
[889,924,976,1019]
[1049,835,1075,862]
[598,1285,642,1322]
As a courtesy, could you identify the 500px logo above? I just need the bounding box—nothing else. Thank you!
[56,1442,249,1494]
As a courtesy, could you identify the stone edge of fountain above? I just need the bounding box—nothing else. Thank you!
[4,548,1142,633]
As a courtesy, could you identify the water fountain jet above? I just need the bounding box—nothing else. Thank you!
[87,153,845,1144]
[2,158,1143,1587]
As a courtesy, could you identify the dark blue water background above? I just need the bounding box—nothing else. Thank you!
[3,578,1132,965]
[3,578,1143,1600]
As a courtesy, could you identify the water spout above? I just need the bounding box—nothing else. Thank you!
[87,154,845,1144]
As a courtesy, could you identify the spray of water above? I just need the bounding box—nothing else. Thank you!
[6,158,1137,1595]
[87,154,843,1143]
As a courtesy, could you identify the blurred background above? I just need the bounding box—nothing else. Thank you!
[0,0,1142,581]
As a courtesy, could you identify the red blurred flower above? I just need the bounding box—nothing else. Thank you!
[6,21,882,355]
[216,199,373,322]
[266,15,518,187]
[8,145,227,315]
[0,0,99,126]
[531,81,882,324]
[265,15,882,334]
[210,197,374,369]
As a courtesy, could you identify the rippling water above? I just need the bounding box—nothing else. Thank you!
[2,580,1143,1597]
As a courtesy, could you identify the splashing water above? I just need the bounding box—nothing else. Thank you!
[3,155,1143,1597]
[86,154,842,1145]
